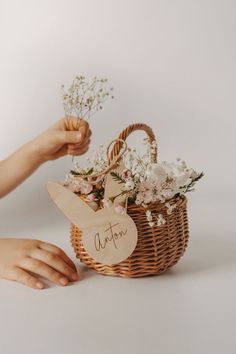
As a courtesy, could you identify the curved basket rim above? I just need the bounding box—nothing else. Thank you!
[126,194,187,211]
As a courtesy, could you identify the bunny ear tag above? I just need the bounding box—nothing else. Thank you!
[47,182,138,266]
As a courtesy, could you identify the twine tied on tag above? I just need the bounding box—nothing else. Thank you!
[72,138,128,185]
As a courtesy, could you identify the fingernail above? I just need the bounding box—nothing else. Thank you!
[76,132,81,142]
[59,277,69,286]
[71,273,78,281]
[36,282,44,289]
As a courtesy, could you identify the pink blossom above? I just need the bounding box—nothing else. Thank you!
[138,181,152,192]
[67,182,81,193]
[143,190,153,204]
[87,176,94,182]
[135,181,155,204]
[102,199,113,208]
[80,181,93,194]
[86,193,97,202]
[121,169,132,181]
[153,181,162,192]
[114,204,126,215]
[135,192,144,205]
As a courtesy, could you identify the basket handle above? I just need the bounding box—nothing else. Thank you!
[109,123,157,163]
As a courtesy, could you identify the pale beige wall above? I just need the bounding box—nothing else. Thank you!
[0,0,235,221]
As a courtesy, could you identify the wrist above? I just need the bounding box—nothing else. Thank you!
[20,139,46,167]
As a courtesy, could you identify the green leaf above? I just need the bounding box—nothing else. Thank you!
[110,171,125,184]
[69,167,94,176]
[70,170,81,176]
[85,167,94,175]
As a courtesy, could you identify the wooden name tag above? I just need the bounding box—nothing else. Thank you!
[47,182,138,266]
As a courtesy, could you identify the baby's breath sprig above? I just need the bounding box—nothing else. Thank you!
[61,75,114,120]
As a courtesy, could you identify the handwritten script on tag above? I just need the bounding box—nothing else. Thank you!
[82,213,138,265]
[94,222,128,251]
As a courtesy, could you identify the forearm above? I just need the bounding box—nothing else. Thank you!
[0,117,90,198]
[0,140,43,198]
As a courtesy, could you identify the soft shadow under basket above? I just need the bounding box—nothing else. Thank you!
[70,123,189,277]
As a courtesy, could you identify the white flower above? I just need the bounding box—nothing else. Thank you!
[61,76,114,120]
[138,180,152,192]
[157,214,166,227]
[146,163,167,183]
[136,181,154,204]
[131,161,143,175]
[165,202,176,215]
[135,192,144,205]
[161,162,191,189]
[134,173,141,181]
[86,145,108,173]
[148,221,155,227]
[176,175,192,189]
[67,183,80,193]
[146,210,153,222]
[161,188,175,199]
[102,199,113,208]
[146,210,152,218]
[124,178,135,191]
[188,168,199,179]
[143,190,153,204]
[66,178,82,193]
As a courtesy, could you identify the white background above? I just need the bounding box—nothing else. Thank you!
[0,1,235,354]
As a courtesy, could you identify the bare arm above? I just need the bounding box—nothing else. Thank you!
[0,117,91,198]
[0,141,43,198]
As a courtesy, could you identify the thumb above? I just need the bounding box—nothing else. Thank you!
[58,131,82,144]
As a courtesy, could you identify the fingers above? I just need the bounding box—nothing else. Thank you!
[67,141,90,156]
[77,121,91,145]
[67,133,91,155]
[57,127,91,154]
[38,242,77,272]
[68,135,91,150]
[11,267,45,290]
[18,257,71,287]
[30,248,78,282]
[55,117,92,157]
[58,130,82,144]
[67,146,89,156]
[63,117,91,145]
[59,116,85,132]
[67,127,92,150]
[11,241,79,289]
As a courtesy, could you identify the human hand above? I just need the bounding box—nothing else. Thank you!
[32,117,92,163]
[0,238,79,289]
[0,117,91,198]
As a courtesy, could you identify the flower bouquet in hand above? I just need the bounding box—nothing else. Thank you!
[61,75,114,120]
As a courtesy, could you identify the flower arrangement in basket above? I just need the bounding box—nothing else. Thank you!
[47,76,203,278]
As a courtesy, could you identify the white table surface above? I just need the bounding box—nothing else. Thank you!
[0,197,235,354]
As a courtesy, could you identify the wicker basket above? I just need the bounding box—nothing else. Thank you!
[70,123,189,277]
